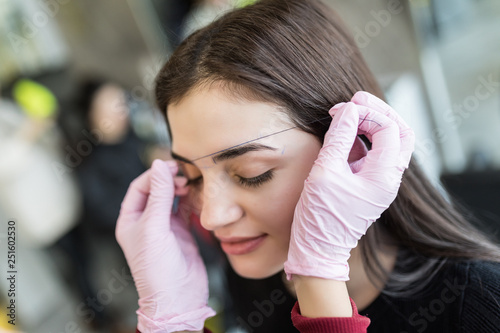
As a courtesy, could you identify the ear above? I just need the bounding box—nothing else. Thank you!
[348,136,368,172]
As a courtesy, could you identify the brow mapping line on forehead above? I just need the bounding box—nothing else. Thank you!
[171,142,279,167]
[170,126,296,167]
[211,143,278,164]
[170,114,336,167]
[195,126,299,163]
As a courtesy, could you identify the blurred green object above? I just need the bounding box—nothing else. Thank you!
[235,0,257,8]
[12,79,58,119]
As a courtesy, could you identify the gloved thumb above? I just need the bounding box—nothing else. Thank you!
[320,102,360,169]
[144,159,177,224]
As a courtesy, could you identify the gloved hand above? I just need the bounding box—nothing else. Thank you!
[116,159,216,332]
[284,91,415,281]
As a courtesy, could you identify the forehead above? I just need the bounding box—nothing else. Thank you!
[167,85,293,160]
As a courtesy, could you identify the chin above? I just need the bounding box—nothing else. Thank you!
[228,255,285,279]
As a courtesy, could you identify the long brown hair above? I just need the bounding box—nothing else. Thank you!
[155,0,500,296]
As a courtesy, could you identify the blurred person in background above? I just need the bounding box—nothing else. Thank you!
[54,78,150,332]
[116,1,500,333]
[75,79,147,234]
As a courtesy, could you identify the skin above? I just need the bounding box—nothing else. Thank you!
[168,84,398,323]
[168,84,321,278]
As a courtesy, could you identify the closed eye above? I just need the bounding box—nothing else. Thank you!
[186,170,275,189]
[237,170,274,188]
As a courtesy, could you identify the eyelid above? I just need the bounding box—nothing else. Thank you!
[185,169,274,188]
[237,169,274,188]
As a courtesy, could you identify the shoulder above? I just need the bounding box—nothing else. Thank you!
[455,260,500,297]
[455,260,500,332]
[464,260,500,281]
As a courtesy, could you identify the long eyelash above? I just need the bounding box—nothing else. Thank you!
[238,170,274,188]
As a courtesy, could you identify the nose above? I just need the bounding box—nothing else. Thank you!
[199,176,243,231]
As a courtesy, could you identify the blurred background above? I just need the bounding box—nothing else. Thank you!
[0,0,499,332]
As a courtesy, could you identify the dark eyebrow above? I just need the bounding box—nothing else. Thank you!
[171,143,278,165]
[171,151,194,165]
[212,143,278,163]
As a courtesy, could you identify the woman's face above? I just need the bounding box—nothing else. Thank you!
[168,85,322,278]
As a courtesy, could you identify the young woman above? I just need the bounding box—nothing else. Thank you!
[116,0,500,332]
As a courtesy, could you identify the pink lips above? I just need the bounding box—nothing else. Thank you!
[218,235,267,255]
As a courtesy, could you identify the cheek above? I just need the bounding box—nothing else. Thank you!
[262,150,320,234]
[253,170,310,237]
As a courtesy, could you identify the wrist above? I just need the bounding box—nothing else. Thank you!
[292,275,353,318]
[284,257,350,281]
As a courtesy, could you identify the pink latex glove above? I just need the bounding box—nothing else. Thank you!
[116,159,216,332]
[284,91,415,281]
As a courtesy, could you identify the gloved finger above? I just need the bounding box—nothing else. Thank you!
[321,102,360,169]
[174,176,190,196]
[353,104,401,172]
[165,159,179,176]
[119,168,152,215]
[351,91,415,168]
[144,159,177,223]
